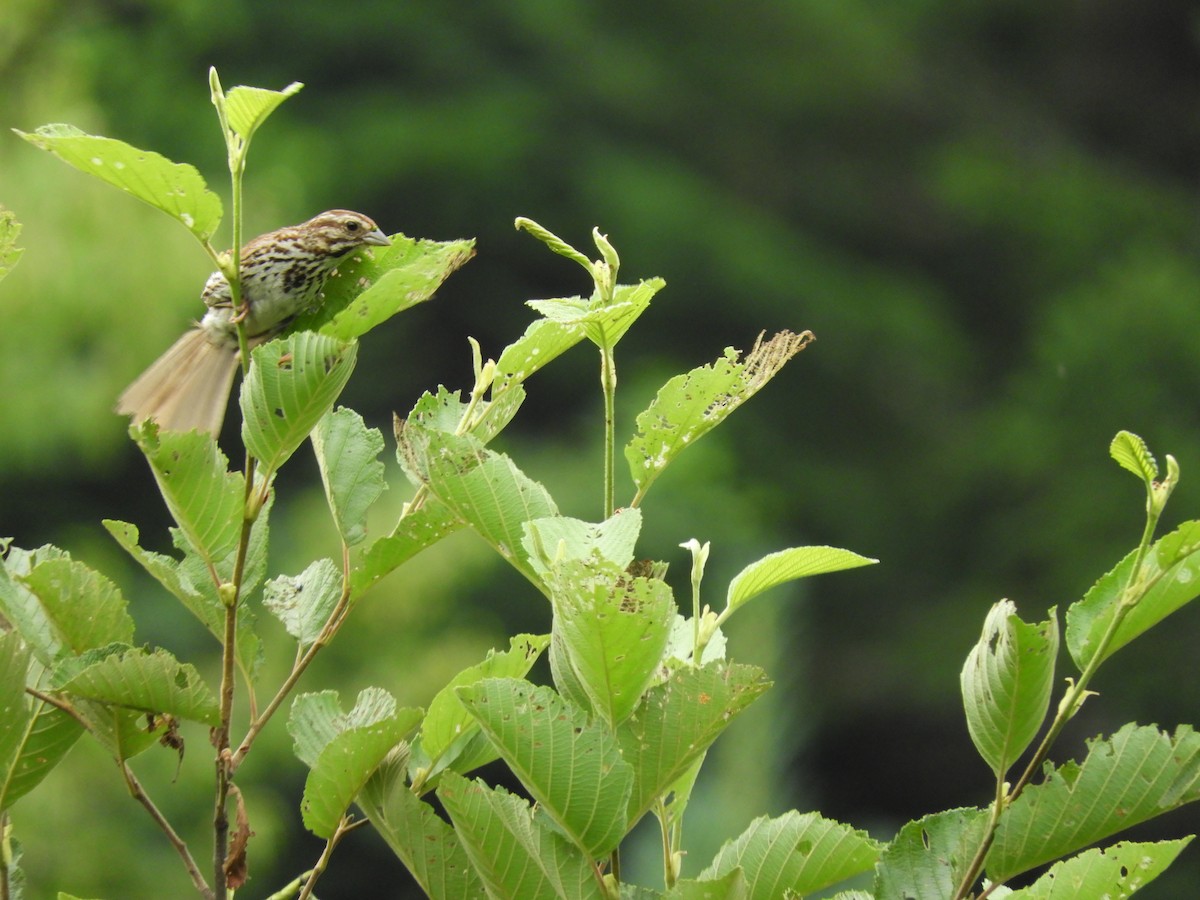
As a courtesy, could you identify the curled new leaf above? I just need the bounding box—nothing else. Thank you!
[960,600,1058,776]
[1109,430,1158,485]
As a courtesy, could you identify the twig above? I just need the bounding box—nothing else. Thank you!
[229,542,353,773]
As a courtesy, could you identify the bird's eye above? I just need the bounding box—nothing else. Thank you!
[345,220,360,232]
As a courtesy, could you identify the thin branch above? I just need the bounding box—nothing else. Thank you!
[296,816,355,900]
[229,541,353,773]
[121,761,214,900]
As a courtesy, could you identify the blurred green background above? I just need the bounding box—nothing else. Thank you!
[3,1,1199,897]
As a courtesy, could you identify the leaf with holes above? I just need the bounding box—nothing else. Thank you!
[626,330,814,502]
[15,124,222,241]
[456,679,632,857]
[241,331,357,476]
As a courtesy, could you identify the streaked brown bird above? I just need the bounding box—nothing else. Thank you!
[117,210,389,436]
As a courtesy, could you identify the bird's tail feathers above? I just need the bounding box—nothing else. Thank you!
[116,329,239,436]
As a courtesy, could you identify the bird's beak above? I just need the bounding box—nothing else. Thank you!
[363,229,390,247]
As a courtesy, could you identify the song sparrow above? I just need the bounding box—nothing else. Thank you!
[117,210,389,436]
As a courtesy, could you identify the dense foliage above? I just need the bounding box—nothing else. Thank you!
[1,4,1198,897]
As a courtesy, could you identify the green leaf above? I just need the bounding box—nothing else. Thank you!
[0,544,72,663]
[0,632,32,777]
[398,427,558,584]
[724,546,877,619]
[351,497,465,597]
[288,687,422,838]
[626,330,815,502]
[528,279,661,350]
[1109,430,1158,484]
[223,81,303,142]
[0,205,24,283]
[701,811,881,900]
[986,724,1200,882]
[15,124,222,241]
[457,679,632,857]
[2,699,84,811]
[294,235,475,341]
[438,773,606,900]
[357,752,488,899]
[61,646,220,726]
[960,601,1058,776]
[312,408,387,546]
[403,385,524,447]
[19,558,134,655]
[288,687,401,767]
[241,332,357,476]
[514,216,593,269]
[103,520,262,679]
[1066,520,1200,671]
[616,661,771,826]
[493,316,588,391]
[875,808,990,900]
[263,558,342,647]
[131,425,245,568]
[416,634,550,782]
[522,508,643,578]
[667,869,748,900]
[547,557,675,726]
[1005,838,1190,899]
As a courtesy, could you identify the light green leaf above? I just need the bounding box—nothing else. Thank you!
[1005,838,1190,899]
[493,316,588,391]
[417,634,550,782]
[0,205,24,283]
[548,557,675,726]
[357,751,488,899]
[875,808,990,900]
[223,82,303,142]
[403,385,524,448]
[457,679,632,857]
[1109,430,1158,484]
[61,646,220,726]
[132,424,245,568]
[961,601,1058,776]
[241,332,357,476]
[616,661,770,825]
[514,216,593,269]
[1066,520,1200,671]
[438,773,606,900]
[294,235,475,341]
[20,558,134,655]
[701,811,881,900]
[0,545,71,663]
[667,868,748,900]
[986,724,1200,882]
[626,330,814,502]
[288,687,403,767]
[398,426,558,585]
[351,497,465,597]
[103,520,262,679]
[294,688,422,838]
[15,124,222,241]
[263,558,342,647]
[312,408,387,546]
[522,508,643,578]
[725,546,877,619]
[528,279,661,349]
